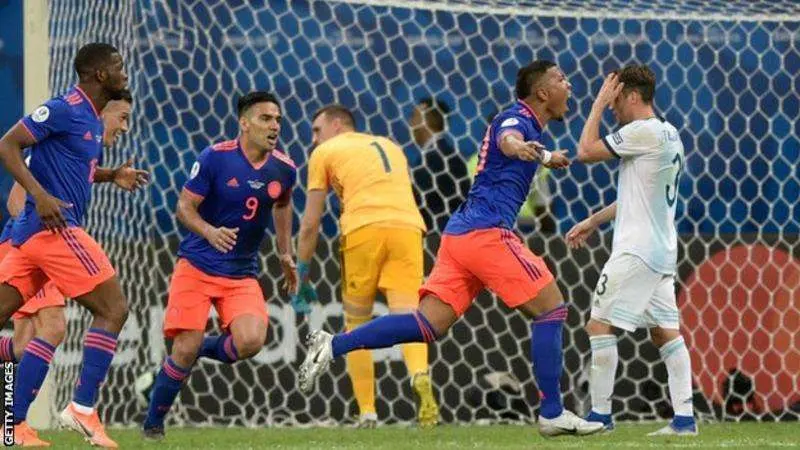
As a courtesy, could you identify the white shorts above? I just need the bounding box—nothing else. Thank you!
[590,253,680,332]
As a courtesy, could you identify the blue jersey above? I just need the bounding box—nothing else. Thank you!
[178,140,297,278]
[0,219,13,245]
[12,86,104,245]
[445,101,544,235]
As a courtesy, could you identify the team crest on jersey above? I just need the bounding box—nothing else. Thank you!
[611,132,623,145]
[500,117,519,128]
[247,180,265,190]
[32,106,50,123]
[267,181,283,199]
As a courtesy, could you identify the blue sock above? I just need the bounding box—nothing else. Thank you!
[331,311,437,358]
[672,415,696,429]
[72,328,117,408]
[0,336,16,363]
[531,304,568,419]
[197,334,239,363]
[12,338,56,424]
[144,357,191,429]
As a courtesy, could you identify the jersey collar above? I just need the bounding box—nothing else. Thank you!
[517,100,543,130]
[74,85,101,119]
[238,139,271,170]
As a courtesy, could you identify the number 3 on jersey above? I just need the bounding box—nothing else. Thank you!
[665,153,683,206]
[243,196,259,220]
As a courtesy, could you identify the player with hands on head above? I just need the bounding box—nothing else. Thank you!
[569,66,695,436]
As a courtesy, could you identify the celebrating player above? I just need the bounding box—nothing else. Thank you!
[293,105,438,428]
[0,43,142,448]
[142,91,296,440]
[0,89,142,446]
[299,61,605,437]
[568,65,696,436]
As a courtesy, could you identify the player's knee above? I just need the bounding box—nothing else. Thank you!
[40,315,67,347]
[171,336,202,367]
[585,319,612,337]
[650,327,680,348]
[418,295,456,338]
[233,332,266,359]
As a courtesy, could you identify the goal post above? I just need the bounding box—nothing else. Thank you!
[42,0,799,426]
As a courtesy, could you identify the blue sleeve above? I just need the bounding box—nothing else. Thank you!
[184,148,215,197]
[19,98,71,142]
[276,167,297,206]
[494,112,535,147]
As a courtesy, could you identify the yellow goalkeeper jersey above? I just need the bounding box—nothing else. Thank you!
[306,131,425,236]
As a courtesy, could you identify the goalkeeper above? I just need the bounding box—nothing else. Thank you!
[293,104,438,428]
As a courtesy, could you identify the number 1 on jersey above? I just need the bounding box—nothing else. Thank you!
[243,196,259,220]
[370,141,392,173]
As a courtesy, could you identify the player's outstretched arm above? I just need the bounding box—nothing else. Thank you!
[0,123,71,230]
[499,133,541,161]
[500,133,570,169]
[93,158,149,191]
[272,190,297,294]
[565,202,617,249]
[578,73,625,163]
[176,188,238,253]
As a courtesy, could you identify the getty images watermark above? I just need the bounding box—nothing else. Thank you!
[3,362,13,446]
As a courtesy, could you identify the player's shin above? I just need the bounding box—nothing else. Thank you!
[588,334,618,417]
[72,328,118,411]
[345,312,376,417]
[12,338,56,423]
[144,356,192,429]
[197,333,239,363]
[531,304,568,419]
[331,311,437,358]
[659,336,694,418]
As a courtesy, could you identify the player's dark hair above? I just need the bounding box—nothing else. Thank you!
[516,60,557,99]
[417,97,450,132]
[74,43,120,79]
[117,88,132,104]
[313,104,355,129]
[237,91,280,117]
[615,64,656,104]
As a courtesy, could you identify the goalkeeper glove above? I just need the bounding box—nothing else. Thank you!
[291,260,317,315]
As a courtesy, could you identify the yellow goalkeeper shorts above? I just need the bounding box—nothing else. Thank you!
[339,223,423,299]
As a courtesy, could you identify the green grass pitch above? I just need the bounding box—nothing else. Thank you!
[37,422,798,449]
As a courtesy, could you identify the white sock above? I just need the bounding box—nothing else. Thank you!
[71,401,94,415]
[659,336,694,418]
[589,335,618,415]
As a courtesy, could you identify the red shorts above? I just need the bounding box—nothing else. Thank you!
[163,258,268,338]
[420,228,554,316]
[12,282,65,320]
[0,229,104,304]
[0,241,64,319]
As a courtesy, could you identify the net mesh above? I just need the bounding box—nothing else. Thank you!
[42,0,799,425]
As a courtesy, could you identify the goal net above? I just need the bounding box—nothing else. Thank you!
[45,0,799,426]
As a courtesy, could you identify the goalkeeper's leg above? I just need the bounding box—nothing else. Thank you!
[386,290,438,428]
[343,297,377,426]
